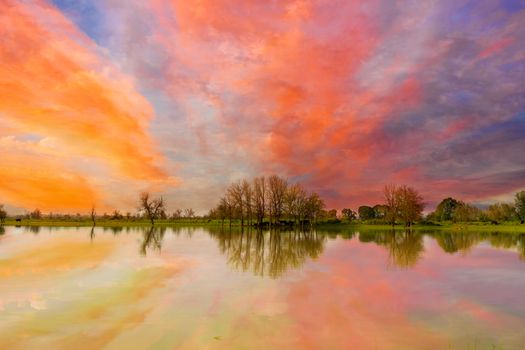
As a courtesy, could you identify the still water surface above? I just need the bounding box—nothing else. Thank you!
[1,226,524,349]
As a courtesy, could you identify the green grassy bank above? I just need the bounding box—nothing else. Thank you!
[1,218,525,233]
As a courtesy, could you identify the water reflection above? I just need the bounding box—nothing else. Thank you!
[13,225,525,271]
[208,227,326,278]
[433,231,480,254]
[358,230,424,268]
[26,226,41,234]
[1,225,525,349]
[429,231,525,261]
[131,226,525,274]
[140,226,167,255]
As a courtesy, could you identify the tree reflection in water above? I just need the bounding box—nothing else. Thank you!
[82,225,525,269]
[431,231,525,261]
[140,226,167,256]
[433,231,482,254]
[385,231,425,268]
[359,230,425,268]
[208,227,326,278]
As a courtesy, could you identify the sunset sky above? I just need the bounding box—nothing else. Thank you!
[1,0,524,214]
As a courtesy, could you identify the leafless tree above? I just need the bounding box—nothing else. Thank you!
[383,184,399,227]
[29,209,42,220]
[304,192,324,224]
[171,208,183,220]
[90,205,96,226]
[227,180,246,226]
[139,192,166,225]
[219,196,234,226]
[252,176,267,225]
[242,179,253,226]
[285,183,307,224]
[184,208,195,219]
[267,175,288,225]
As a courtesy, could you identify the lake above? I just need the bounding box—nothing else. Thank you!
[0,226,524,349]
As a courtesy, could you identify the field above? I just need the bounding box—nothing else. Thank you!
[2,218,525,233]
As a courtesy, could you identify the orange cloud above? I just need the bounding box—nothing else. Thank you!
[1,152,100,212]
[0,0,174,211]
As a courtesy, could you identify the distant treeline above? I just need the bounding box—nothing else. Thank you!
[426,192,525,224]
[0,203,199,225]
[344,189,525,225]
[1,182,524,227]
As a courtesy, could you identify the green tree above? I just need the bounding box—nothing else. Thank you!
[487,203,516,223]
[326,209,337,219]
[358,206,375,220]
[304,192,325,224]
[452,201,482,222]
[373,204,387,219]
[341,208,357,221]
[396,186,425,228]
[435,197,459,221]
[515,190,525,224]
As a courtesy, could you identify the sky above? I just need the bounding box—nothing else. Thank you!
[1,0,524,214]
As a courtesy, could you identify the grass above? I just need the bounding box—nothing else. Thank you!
[317,221,525,233]
[0,218,225,227]
[2,219,525,233]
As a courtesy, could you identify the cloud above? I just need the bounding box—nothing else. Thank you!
[0,0,176,212]
[3,0,524,212]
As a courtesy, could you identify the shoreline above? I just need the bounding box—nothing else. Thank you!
[1,220,525,233]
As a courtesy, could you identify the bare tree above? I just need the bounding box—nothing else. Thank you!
[383,184,399,227]
[242,179,253,226]
[184,208,195,220]
[171,208,183,220]
[90,205,96,226]
[30,209,42,220]
[139,192,166,225]
[304,192,324,224]
[285,183,307,224]
[252,176,267,225]
[218,196,234,226]
[227,180,246,226]
[267,175,288,225]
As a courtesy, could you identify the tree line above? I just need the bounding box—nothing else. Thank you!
[1,184,524,227]
[339,185,425,228]
[0,198,198,226]
[208,175,326,227]
[342,188,525,226]
[426,190,525,224]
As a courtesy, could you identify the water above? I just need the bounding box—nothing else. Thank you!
[0,226,524,349]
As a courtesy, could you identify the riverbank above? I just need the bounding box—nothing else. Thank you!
[317,222,525,233]
[1,219,524,233]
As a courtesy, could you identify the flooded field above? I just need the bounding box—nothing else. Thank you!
[0,226,524,349]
